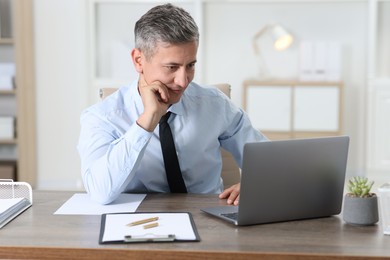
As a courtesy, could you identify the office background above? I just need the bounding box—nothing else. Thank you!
[1,0,388,190]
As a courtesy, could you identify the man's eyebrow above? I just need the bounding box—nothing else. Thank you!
[163,60,197,66]
[163,62,180,66]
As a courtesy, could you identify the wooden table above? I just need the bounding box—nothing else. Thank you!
[0,191,389,259]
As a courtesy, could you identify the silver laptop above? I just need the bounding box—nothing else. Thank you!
[201,136,350,226]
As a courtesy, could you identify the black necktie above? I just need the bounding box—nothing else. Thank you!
[159,112,187,193]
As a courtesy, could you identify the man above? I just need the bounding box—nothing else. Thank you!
[77,3,267,205]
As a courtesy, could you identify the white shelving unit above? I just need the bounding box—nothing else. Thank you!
[366,0,390,179]
[0,1,17,180]
[0,1,36,185]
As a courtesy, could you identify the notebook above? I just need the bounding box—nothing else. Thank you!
[201,136,350,226]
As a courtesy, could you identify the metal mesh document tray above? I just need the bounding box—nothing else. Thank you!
[0,179,33,203]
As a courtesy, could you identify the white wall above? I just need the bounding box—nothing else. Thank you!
[34,0,88,190]
[33,0,379,190]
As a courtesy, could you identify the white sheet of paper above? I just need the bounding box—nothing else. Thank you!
[0,198,25,214]
[102,213,197,242]
[54,193,146,215]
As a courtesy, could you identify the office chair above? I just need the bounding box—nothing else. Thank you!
[99,84,241,189]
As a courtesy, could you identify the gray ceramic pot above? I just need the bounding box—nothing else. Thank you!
[343,195,379,226]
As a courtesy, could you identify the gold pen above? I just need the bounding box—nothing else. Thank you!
[143,222,159,229]
[127,216,159,226]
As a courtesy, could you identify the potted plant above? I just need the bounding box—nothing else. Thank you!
[343,176,379,226]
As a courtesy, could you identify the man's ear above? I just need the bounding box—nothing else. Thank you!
[131,48,143,73]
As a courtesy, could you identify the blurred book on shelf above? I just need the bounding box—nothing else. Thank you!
[0,163,15,179]
[0,63,15,90]
[0,116,14,139]
[299,41,341,82]
[0,0,13,39]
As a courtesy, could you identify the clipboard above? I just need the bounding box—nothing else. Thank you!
[99,212,200,244]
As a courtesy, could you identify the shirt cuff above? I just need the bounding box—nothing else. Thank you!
[123,123,153,152]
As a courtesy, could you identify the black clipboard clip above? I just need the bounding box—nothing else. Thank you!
[124,233,176,243]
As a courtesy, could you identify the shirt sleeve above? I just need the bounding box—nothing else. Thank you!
[219,99,268,168]
[77,110,152,204]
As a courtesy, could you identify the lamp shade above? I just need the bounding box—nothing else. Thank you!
[252,24,294,78]
[252,24,294,54]
[272,25,293,51]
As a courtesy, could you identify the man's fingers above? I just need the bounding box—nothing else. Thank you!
[155,85,169,103]
[218,186,233,199]
[219,183,240,205]
[227,190,239,205]
[232,194,240,206]
[139,76,170,104]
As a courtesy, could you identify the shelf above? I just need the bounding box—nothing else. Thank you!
[0,139,17,145]
[243,79,343,86]
[0,38,13,45]
[0,89,16,95]
[0,159,16,164]
[262,131,342,141]
[0,156,17,162]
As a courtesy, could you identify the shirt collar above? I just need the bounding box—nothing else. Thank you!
[169,83,192,117]
[130,79,144,114]
[169,95,185,117]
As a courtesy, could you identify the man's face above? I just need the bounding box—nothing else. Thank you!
[140,41,198,104]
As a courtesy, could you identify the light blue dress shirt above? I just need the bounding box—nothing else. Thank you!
[77,80,267,204]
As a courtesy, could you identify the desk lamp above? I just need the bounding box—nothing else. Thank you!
[252,24,293,78]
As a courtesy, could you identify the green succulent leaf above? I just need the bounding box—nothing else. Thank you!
[347,176,374,198]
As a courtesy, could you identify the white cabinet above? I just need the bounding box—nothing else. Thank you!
[243,80,342,140]
[294,86,340,132]
[246,86,291,132]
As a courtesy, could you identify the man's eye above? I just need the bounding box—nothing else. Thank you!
[166,66,177,71]
[187,63,196,69]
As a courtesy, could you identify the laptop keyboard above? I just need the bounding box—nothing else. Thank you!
[221,212,238,220]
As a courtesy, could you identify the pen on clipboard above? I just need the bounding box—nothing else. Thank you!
[143,222,159,229]
[127,217,159,227]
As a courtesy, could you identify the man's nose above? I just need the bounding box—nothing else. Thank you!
[174,68,189,88]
